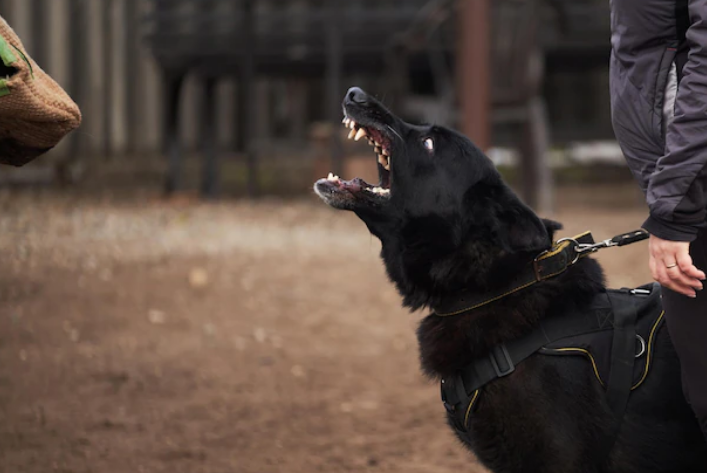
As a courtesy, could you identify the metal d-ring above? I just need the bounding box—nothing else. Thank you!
[635,335,646,359]
[555,238,581,265]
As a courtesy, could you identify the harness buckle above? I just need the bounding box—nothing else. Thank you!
[489,344,515,378]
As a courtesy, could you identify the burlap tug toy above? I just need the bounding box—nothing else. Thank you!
[0,16,81,166]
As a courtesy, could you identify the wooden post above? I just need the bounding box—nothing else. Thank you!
[102,0,113,158]
[242,0,258,197]
[30,0,48,67]
[326,3,344,177]
[522,95,553,213]
[200,77,219,198]
[68,0,87,160]
[457,0,490,151]
[124,0,142,153]
[163,73,185,195]
[0,1,12,19]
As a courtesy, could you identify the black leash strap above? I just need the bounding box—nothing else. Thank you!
[613,230,650,246]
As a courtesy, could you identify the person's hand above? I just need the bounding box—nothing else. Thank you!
[649,235,706,297]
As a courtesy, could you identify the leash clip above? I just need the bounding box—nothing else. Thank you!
[574,230,649,256]
[575,238,617,255]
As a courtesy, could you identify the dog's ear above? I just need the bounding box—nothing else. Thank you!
[498,197,551,253]
[542,219,563,239]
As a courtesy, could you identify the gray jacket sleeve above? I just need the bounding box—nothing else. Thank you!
[644,0,707,242]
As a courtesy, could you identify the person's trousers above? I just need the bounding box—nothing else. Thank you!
[662,227,707,438]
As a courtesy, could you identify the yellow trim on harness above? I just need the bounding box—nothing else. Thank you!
[630,310,665,391]
[464,389,480,428]
[544,310,665,390]
[552,348,605,386]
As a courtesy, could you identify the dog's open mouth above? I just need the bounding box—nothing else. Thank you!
[314,116,393,208]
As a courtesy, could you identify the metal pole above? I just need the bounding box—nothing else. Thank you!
[456,0,490,151]
[326,3,343,177]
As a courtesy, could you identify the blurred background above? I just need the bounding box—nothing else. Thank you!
[0,1,653,472]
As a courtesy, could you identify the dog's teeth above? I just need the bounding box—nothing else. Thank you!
[374,141,381,147]
[348,129,355,140]
[327,172,334,180]
[367,186,391,196]
[378,156,390,171]
[382,149,390,157]
[349,121,356,130]
[354,128,367,141]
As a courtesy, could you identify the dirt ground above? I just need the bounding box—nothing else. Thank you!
[0,185,654,473]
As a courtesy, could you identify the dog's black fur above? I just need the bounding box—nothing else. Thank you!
[314,88,707,472]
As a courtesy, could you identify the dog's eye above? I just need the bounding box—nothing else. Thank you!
[423,138,434,152]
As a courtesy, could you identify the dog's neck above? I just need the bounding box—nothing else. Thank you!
[380,232,546,312]
[380,236,606,378]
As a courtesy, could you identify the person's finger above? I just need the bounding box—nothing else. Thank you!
[649,255,658,282]
[650,248,670,286]
[677,249,706,281]
[653,254,697,297]
[665,265,702,292]
[661,278,697,297]
[652,261,669,289]
[648,235,698,297]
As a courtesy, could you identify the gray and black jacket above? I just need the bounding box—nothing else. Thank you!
[610,0,707,241]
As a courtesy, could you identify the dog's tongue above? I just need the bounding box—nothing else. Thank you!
[344,178,366,192]
[368,128,389,148]
[324,174,369,192]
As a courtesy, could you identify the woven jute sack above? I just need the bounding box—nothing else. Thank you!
[0,16,81,166]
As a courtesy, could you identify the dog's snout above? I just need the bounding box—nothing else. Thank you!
[346,87,368,105]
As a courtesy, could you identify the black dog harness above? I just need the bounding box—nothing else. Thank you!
[437,230,661,455]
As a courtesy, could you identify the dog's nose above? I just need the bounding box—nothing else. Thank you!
[346,87,368,105]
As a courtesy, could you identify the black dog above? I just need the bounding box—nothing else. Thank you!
[314,88,707,472]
